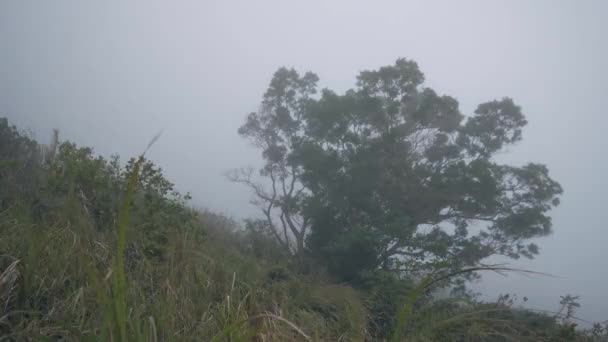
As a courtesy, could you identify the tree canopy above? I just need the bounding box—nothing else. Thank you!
[235,58,562,281]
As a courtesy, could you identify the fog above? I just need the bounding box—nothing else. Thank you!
[1,0,606,322]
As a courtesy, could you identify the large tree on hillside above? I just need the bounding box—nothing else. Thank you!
[235,59,562,279]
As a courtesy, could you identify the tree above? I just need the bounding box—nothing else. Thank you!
[236,59,562,280]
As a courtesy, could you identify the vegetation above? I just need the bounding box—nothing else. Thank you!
[233,58,562,282]
[0,59,606,341]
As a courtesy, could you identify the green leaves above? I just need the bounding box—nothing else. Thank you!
[459,97,527,157]
[238,58,562,284]
[357,58,424,101]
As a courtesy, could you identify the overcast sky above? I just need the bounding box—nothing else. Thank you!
[1,0,606,323]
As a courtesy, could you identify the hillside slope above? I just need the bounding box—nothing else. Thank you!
[0,118,605,341]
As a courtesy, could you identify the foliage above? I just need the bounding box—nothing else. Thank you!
[357,270,413,338]
[0,119,368,340]
[0,118,44,209]
[236,58,563,282]
[0,114,600,341]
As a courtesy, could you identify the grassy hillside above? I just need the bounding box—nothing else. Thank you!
[0,117,605,341]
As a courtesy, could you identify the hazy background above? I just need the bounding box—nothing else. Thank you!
[1,0,606,322]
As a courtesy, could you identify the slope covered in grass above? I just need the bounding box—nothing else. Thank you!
[0,118,605,341]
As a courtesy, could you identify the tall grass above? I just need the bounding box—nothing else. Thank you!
[1,127,604,341]
[109,155,143,341]
[1,194,600,341]
[391,263,556,341]
[0,160,368,341]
